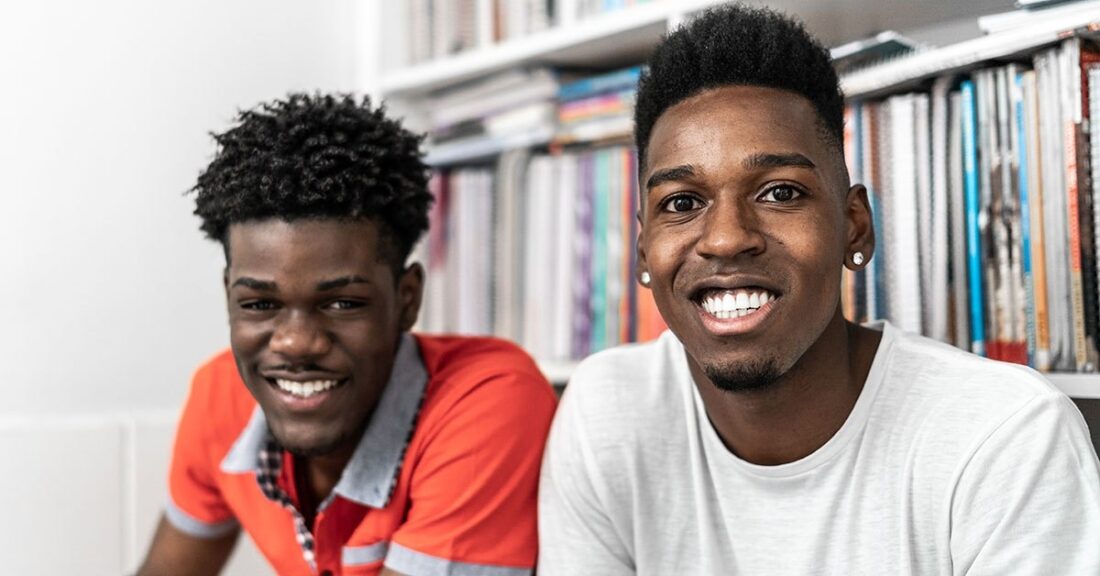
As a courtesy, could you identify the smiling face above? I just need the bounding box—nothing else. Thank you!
[224,218,422,457]
[638,85,873,392]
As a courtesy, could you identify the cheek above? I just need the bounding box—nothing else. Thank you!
[228,319,269,355]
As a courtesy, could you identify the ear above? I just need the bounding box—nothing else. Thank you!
[844,184,875,270]
[635,209,650,286]
[397,262,425,332]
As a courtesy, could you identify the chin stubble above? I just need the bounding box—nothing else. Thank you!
[703,358,783,393]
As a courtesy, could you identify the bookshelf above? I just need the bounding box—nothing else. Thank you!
[373,1,1100,400]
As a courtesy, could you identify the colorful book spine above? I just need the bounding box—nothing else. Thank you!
[590,149,610,354]
[1016,71,1038,366]
[1090,64,1100,372]
[1062,39,1091,370]
[1023,70,1052,371]
[962,80,987,356]
[558,66,643,102]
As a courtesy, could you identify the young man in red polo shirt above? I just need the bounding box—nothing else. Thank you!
[138,94,557,576]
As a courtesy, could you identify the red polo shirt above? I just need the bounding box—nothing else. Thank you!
[165,333,557,575]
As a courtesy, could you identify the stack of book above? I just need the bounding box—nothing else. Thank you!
[417,144,666,361]
[555,66,642,144]
[843,35,1100,373]
[423,68,560,164]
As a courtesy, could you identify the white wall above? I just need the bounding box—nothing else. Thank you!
[0,0,377,573]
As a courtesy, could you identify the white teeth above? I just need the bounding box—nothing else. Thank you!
[274,379,339,398]
[699,289,776,318]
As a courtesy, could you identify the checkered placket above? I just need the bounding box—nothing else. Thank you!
[257,436,317,569]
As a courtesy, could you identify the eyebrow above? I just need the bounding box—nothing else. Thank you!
[316,275,371,292]
[231,277,276,291]
[230,275,371,292]
[645,153,816,191]
[743,152,817,170]
[645,165,697,190]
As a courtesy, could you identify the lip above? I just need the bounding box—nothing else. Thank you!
[686,274,783,300]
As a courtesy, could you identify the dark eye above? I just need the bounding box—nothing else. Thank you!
[326,299,365,311]
[759,185,803,203]
[662,195,704,213]
[240,300,277,311]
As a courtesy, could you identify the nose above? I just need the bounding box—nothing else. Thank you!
[695,196,766,259]
[269,310,331,361]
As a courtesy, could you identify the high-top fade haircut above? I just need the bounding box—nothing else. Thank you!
[192,93,432,275]
[633,3,845,174]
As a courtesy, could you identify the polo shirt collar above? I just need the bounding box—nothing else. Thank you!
[219,332,428,509]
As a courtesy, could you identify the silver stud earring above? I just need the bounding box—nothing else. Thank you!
[640,271,651,286]
[852,251,865,266]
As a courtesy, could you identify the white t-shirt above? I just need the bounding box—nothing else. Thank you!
[538,323,1100,575]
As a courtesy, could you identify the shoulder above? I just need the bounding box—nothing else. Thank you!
[886,326,1061,409]
[181,349,256,445]
[414,333,557,426]
[567,330,687,408]
[416,333,545,385]
[553,331,692,457]
[874,326,1074,461]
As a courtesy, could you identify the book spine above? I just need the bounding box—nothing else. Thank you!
[1016,71,1038,367]
[1077,43,1100,371]
[1024,70,1052,371]
[591,149,610,353]
[1090,64,1100,373]
[1063,39,1090,370]
[558,66,643,101]
[949,91,971,350]
[962,80,987,356]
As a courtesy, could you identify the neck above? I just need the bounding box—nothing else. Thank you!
[294,441,357,525]
[691,309,881,466]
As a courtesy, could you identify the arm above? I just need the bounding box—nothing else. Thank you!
[382,370,557,576]
[136,516,237,576]
[951,393,1100,574]
[537,381,634,576]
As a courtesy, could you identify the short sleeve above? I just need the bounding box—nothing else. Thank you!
[165,364,239,539]
[537,382,634,576]
[385,370,556,576]
[950,393,1100,575]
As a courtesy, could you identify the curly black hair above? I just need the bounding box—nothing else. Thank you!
[192,93,432,274]
[634,3,844,172]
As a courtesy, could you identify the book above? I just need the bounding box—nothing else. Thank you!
[1059,38,1093,371]
[948,90,971,349]
[1089,63,1100,372]
[1022,69,1053,370]
[962,79,988,356]
[930,77,953,343]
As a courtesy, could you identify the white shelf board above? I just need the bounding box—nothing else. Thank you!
[841,12,1100,99]
[536,360,1100,399]
[538,359,580,385]
[380,0,726,99]
[1048,373,1100,400]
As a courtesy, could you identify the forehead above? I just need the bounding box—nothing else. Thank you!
[645,86,834,177]
[226,218,382,271]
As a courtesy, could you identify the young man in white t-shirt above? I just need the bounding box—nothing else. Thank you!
[538,4,1100,574]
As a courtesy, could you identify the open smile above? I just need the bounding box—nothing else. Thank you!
[262,375,349,410]
[692,286,780,335]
